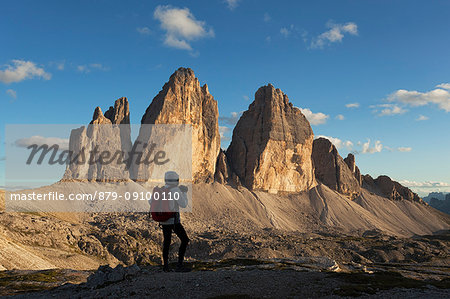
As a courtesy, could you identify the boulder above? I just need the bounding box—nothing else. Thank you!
[85,264,140,289]
[227,84,316,193]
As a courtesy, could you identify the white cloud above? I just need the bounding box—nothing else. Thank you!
[398,180,450,196]
[344,141,354,150]
[90,63,109,71]
[137,26,151,35]
[387,83,450,112]
[15,136,69,151]
[280,27,290,38]
[77,65,88,73]
[0,60,51,84]
[316,135,353,150]
[219,126,230,136]
[265,36,271,43]
[219,111,242,126]
[76,63,109,73]
[379,105,407,116]
[50,61,65,71]
[154,5,214,51]
[300,29,308,43]
[242,95,249,101]
[397,147,412,152]
[299,108,329,125]
[399,180,450,188]
[219,126,232,147]
[335,114,345,120]
[278,25,307,42]
[345,102,360,108]
[383,145,412,153]
[6,89,17,99]
[224,0,240,10]
[371,103,407,116]
[316,136,407,155]
[310,21,358,49]
[416,115,429,121]
[436,83,450,89]
[361,139,383,154]
[263,13,271,22]
[219,126,231,140]
[165,35,192,50]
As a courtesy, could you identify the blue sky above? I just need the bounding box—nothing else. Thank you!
[1,0,449,195]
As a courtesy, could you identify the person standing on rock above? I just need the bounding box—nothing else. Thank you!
[150,171,190,272]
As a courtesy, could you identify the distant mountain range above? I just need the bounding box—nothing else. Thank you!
[423,192,450,214]
[423,192,449,203]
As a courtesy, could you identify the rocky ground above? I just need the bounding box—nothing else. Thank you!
[1,207,449,270]
[2,258,450,298]
[1,186,449,297]
[2,178,449,270]
[0,209,449,298]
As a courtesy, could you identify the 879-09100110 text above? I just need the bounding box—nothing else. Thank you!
[8,191,181,201]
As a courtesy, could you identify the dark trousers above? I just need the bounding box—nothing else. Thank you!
[162,223,190,266]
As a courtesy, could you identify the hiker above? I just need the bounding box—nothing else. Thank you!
[150,171,190,272]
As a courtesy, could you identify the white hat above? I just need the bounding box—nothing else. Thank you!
[165,171,179,185]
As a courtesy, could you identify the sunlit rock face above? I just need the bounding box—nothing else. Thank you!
[227,84,316,193]
[137,67,220,183]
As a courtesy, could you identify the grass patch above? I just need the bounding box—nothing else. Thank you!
[338,236,365,242]
[1,283,52,294]
[186,258,270,271]
[0,269,63,296]
[0,269,61,285]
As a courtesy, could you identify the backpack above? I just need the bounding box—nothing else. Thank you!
[150,186,176,222]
